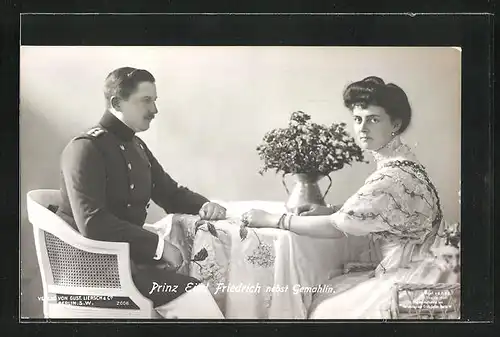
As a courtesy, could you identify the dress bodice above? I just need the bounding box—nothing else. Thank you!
[330,136,442,273]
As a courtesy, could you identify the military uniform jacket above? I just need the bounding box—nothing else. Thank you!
[57,111,209,264]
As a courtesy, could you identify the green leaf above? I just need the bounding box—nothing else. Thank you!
[207,222,218,238]
[192,248,208,262]
[240,225,248,241]
[194,220,205,235]
[256,110,365,175]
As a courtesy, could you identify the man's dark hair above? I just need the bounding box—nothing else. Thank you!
[104,67,155,108]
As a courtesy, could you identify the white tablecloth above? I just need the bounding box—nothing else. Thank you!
[159,201,369,319]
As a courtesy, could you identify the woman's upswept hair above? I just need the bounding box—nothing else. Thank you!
[343,76,412,134]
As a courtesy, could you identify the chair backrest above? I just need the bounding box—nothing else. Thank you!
[27,190,123,289]
[26,189,154,318]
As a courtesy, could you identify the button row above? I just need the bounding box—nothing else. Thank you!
[127,203,151,208]
[120,144,136,192]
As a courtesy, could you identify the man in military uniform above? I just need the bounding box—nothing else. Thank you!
[57,67,225,318]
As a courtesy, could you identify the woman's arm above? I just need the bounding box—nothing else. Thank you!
[244,165,434,240]
[244,210,345,239]
[285,214,346,238]
[296,204,342,216]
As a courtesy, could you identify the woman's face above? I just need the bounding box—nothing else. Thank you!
[352,105,401,151]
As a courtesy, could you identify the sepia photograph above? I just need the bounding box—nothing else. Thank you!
[20,46,461,320]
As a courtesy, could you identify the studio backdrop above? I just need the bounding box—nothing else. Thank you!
[20,46,461,317]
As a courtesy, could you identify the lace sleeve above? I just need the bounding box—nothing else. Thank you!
[330,166,435,240]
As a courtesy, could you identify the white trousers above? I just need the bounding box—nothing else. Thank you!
[155,283,224,319]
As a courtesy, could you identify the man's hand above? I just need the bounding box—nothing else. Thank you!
[297,204,340,216]
[161,240,184,272]
[199,202,226,220]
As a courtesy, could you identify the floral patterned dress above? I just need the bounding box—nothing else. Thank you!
[309,136,447,319]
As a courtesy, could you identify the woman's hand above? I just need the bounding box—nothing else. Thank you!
[297,204,340,216]
[241,209,280,228]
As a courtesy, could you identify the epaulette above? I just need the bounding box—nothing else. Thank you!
[86,127,107,138]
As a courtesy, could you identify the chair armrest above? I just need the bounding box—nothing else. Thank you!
[28,195,131,255]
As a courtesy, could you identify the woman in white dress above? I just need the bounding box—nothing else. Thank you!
[241,76,448,319]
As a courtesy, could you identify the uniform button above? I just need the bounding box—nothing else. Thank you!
[120,145,125,150]
[130,184,135,189]
[127,203,131,208]
[127,163,132,170]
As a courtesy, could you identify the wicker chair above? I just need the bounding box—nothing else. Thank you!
[389,282,460,319]
[26,189,156,319]
[389,224,461,320]
[342,253,460,319]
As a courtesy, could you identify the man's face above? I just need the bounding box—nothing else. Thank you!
[116,81,158,132]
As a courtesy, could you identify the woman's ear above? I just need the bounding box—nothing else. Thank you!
[392,118,402,134]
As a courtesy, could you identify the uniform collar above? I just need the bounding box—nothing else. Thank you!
[99,110,135,142]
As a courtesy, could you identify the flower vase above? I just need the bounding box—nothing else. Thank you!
[282,173,332,214]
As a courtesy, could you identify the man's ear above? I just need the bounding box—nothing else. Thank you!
[110,96,121,111]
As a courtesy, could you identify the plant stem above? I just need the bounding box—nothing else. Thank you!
[196,227,228,237]
[191,261,203,271]
[251,228,262,245]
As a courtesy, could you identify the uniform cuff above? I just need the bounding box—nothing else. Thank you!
[154,235,165,260]
[199,201,211,215]
[152,213,175,261]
